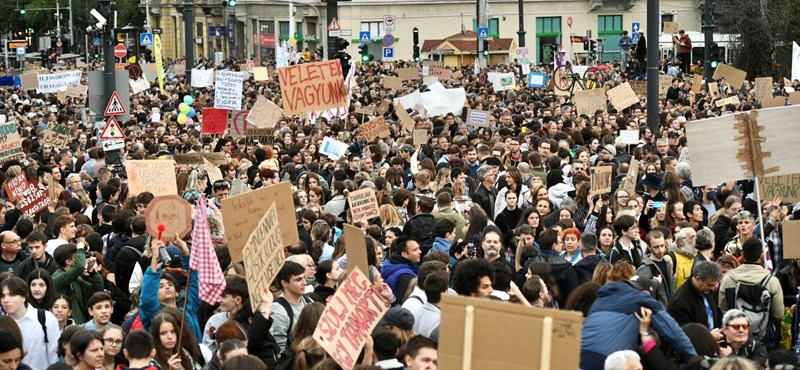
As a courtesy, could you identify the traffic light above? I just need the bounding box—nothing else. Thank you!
[583,39,589,51]
[19,7,25,14]
[228,0,236,6]
[589,39,597,54]
[92,46,100,60]
[332,38,351,75]
[482,39,489,57]
[709,43,720,70]
[359,44,373,62]
[413,27,420,62]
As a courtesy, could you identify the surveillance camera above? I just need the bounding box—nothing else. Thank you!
[86,25,98,32]
[90,8,107,26]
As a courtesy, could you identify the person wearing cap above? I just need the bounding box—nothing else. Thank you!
[597,144,620,169]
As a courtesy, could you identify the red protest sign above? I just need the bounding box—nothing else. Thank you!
[201,108,228,135]
[3,174,27,202]
[19,181,50,216]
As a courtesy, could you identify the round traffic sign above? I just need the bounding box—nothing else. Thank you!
[382,34,395,47]
[114,44,127,59]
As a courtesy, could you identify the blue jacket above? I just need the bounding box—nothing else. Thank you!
[431,237,452,254]
[381,255,419,297]
[139,255,202,340]
[580,281,697,370]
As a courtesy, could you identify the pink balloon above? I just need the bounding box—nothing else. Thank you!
[186,117,194,126]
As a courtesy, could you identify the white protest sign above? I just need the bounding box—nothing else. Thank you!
[191,69,214,87]
[466,109,490,127]
[247,97,283,128]
[214,70,244,110]
[320,136,349,159]
[36,71,82,93]
[421,88,467,116]
[492,72,516,92]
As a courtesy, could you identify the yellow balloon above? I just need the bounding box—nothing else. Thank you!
[177,114,187,124]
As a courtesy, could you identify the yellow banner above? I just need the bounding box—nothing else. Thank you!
[154,34,165,94]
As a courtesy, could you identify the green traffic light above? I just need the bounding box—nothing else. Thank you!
[362,55,369,62]
[710,61,719,68]
[483,50,489,56]
[228,0,236,6]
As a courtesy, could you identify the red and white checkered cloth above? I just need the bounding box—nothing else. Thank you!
[190,198,226,304]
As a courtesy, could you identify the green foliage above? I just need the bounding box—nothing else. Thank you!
[117,0,145,29]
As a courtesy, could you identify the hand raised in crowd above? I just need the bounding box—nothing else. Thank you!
[634,306,652,333]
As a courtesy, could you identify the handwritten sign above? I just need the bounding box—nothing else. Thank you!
[243,203,285,312]
[37,71,82,93]
[204,158,223,184]
[4,174,27,202]
[783,220,800,259]
[278,60,347,115]
[492,72,516,92]
[590,166,613,195]
[313,267,390,369]
[222,182,299,262]
[0,124,24,165]
[18,180,50,216]
[360,116,391,142]
[575,88,607,117]
[395,103,415,133]
[347,188,379,223]
[758,174,800,202]
[65,83,88,98]
[247,97,283,128]
[619,130,639,145]
[466,109,490,127]
[202,108,228,135]
[715,95,741,108]
[126,160,178,197]
[230,110,249,139]
[143,195,192,242]
[214,70,244,110]
[663,22,679,34]
[172,153,226,166]
[43,123,72,149]
[246,128,276,145]
[607,82,640,111]
[755,77,772,102]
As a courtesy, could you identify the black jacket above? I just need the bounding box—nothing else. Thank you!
[712,215,733,257]
[608,238,644,268]
[113,235,148,296]
[524,250,579,307]
[472,184,496,219]
[18,253,58,279]
[667,280,721,329]
[574,254,606,283]
[403,213,435,255]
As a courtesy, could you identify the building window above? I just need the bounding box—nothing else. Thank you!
[661,14,674,33]
[472,18,499,37]
[597,15,623,62]
[535,17,561,64]
[360,22,386,39]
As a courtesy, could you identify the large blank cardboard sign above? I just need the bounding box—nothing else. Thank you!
[575,88,606,117]
[343,224,369,275]
[278,60,347,115]
[783,221,800,259]
[313,267,391,369]
[222,182,299,262]
[243,203,285,312]
[606,82,640,111]
[438,295,583,370]
[712,64,748,89]
[126,160,178,196]
[144,195,192,242]
[686,105,800,185]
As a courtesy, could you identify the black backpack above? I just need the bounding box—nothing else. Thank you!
[272,295,311,370]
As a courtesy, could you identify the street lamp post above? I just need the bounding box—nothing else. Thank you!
[184,0,194,81]
[516,0,525,48]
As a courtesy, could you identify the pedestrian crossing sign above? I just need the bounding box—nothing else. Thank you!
[478,27,489,40]
[104,91,127,116]
[99,116,126,140]
[140,33,154,47]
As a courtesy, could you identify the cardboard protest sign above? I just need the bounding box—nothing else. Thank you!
[343,224,369,275]
[65,83,88,98]
[466,109,490,127]
[222,182,299,262]
[755,77,773,102]
[144,195,192,242]
[214,70,244,110]
[590,166,613,195]
[782,220,800,259]
[398,67,420,81]
[692,75,703,94]
[204,158,223,184]
[607,83,639,111]
[758,174,800,202]
[0,124,25,165]
[126,160,178,196]
[384,76,403,90]
[18,180,50,216]
[360,116,391,142]
[172,153,226,166]
[253,67,269,81]
[395,103,416,132]
[247,97,283,128]
[246,128,276,145]
[202,108,228,135]
[659,75,673,99]
[663,22,679,34]
[278,60,347,115]
[43,123,73,149]
[713,64,747,89]
[413,129,428,146]
[686,105,800,185]
[230,110,249,139]
[575,88,606,117]
[708,81,719,97]
[438,295,583,370]
[243,203,285,312]
[313,267,391,369]
[619,158,640,196]
[347,188,379,223]
[619,130,639,144]
[21,73,39,90]
[4,174,27,202]
[761,95,786,108]
[715,96,741,108]
[790,92,800,105]
[320,136,348,159]
[629,80,648,96]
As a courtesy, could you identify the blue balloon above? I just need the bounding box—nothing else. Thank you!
[184,95,194,105]
[188,108,196,118]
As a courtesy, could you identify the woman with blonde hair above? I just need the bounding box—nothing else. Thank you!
[379,204,404,230]
[430,167,451,193]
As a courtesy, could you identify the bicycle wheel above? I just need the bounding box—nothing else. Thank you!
[553,67,575,92]
[582,67,601,89]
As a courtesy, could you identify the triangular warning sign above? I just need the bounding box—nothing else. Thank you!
[99,116,126,140]
[327,17,341,31]
[104,91,127,116]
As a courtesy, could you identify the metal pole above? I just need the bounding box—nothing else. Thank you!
[103,2,115,104]
[56,1,62,38]
[145,0,151,32]
[68,0,74,52]
[645,0,659,135]
[184,0,194,81]
[325,0,337,61]
[516,0,525,48]
[3,38,8,72]
[702,0,714,82]
[478,0,487,67]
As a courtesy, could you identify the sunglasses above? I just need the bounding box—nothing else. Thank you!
[727,323,749,331]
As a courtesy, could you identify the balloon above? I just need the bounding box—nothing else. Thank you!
[179,103,190,114]
[183,95,194,105]
[188,108,196,118]
[186,117,194,126]
[177,114,187,124]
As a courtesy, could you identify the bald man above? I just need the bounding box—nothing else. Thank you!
[0,231,25,275]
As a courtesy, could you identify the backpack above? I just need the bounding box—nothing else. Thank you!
[37,309,49,343]
[272,295,311,370]
[726,274,773,341]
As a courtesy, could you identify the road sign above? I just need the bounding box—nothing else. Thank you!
[341,29,352,36]
[152,28,163,34]
[359,31,371,44]
[382,34,395,47]
[567,17,573,28]
[104,91,127,116]
[383,47,394,60]
[327,17,341,31]
[246,60,254,72]
[102,139,125,151]
[16,47,25,56]
[140,33,153,46]
[632,22,640,33]
[99,116,126,140]
[114,44,127,59]
[383,15,396,31]
[93,38,101,47]
[328,30,341,37]
[477,27,489,40]
[56,41,62,47]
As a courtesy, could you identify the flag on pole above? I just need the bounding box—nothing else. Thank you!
[190,198,226,304]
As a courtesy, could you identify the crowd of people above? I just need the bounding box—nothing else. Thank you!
[0,49,799,370]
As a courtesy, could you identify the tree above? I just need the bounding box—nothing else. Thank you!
[117,0,145,30]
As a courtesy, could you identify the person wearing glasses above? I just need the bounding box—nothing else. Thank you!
[101,325,125,370]
[0,231,25,275]
[718,309,767,368]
